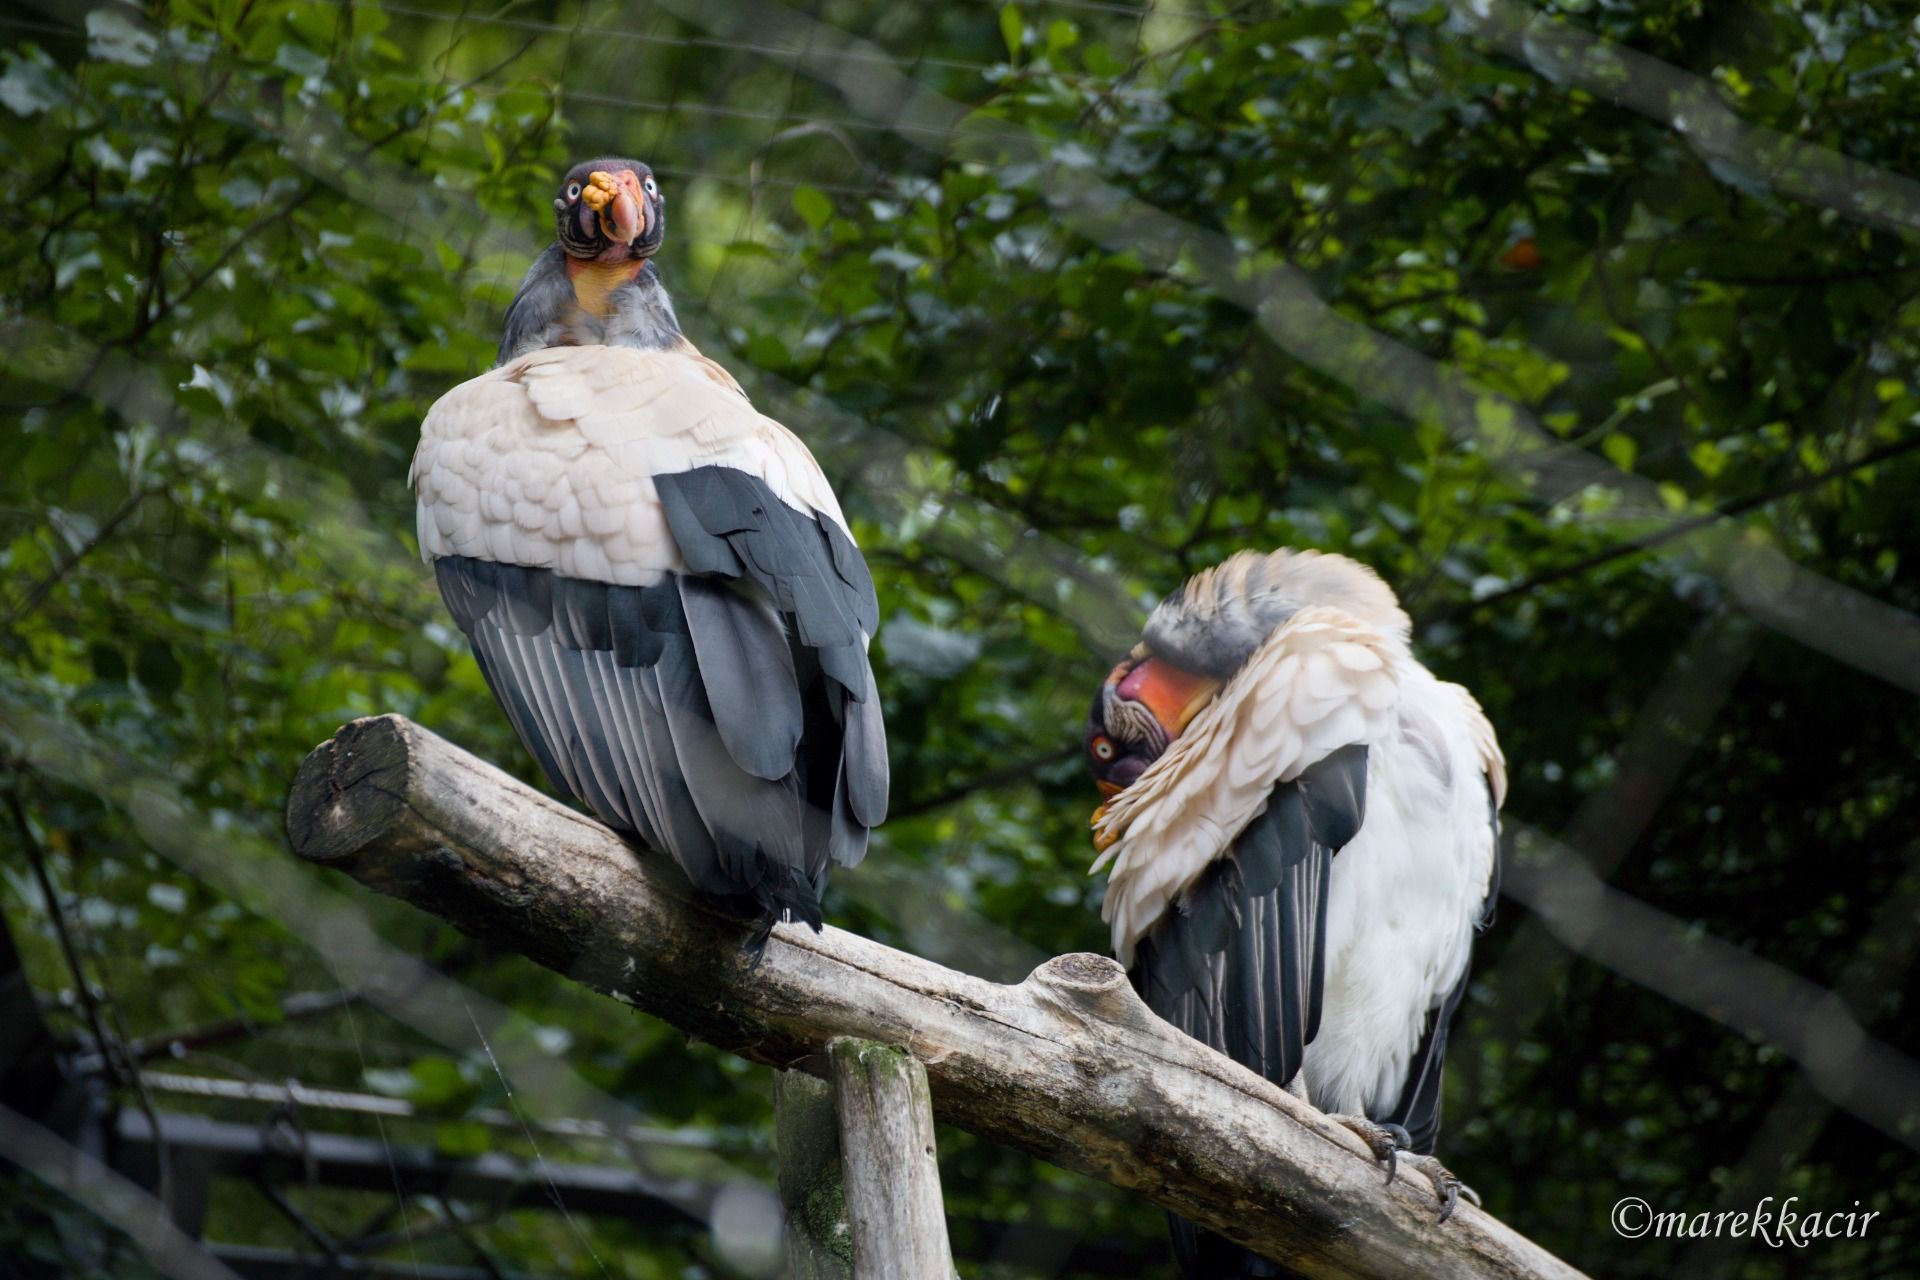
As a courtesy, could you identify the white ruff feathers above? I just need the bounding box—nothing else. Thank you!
[410,344,849,584]
[1094,605,1402,961]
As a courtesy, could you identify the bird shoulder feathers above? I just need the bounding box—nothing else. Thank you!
[411,344,847,585]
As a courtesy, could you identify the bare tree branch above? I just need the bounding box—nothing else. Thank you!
[285,714,1587,1280]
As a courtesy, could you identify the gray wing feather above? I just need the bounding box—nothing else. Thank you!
[840,662,889,829]
[433,458,886,929]
[433,552,860,926]
[678,576,803,782]
[649,625,807,881]
[653,468,876,696]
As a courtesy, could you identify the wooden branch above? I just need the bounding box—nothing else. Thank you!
[828,1038,953,1280]
[286,715,1588,1280]
[774,1070,853,1279]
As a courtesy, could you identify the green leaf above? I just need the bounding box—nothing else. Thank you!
[363,1068,416,1098]
[85,9,158,67]
[1000,4,1023,60]
[1689,440,1728,479]
[406,1056,475,1108]
[1602,433,1638,471]
[434,1121,492,1157]
[791,185,834,231]
[0,51,67,116]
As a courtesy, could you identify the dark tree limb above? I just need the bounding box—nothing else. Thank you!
[286,715,1588,1280]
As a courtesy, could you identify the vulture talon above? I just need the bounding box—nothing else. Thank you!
[1331,1114,1403,1184]
[1400,1152,1477,1224]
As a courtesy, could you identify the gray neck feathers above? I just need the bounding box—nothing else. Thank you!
[605,266,682,349]
[1142,549,1410,679]
[496,250,682,366]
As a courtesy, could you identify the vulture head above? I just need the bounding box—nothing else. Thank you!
[1083,652,1220,799]
[553,157,667,262]
[1082,549,1404,847]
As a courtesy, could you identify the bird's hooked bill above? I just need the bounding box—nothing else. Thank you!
[581,169,647,245]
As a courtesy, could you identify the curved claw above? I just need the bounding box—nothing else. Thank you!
[1331,1115,1402,1185]
[1434,1176,1460,1224]
[1401,1151,1477,1225]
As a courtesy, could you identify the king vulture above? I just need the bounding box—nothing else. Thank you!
[410,158,887,935]
[1084,549,1504,1275]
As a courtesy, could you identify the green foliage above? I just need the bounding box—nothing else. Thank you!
[3,1,1919,1278]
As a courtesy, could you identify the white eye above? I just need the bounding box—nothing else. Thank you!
[565,182,581,200]
[1093,739,1115,762]
[644,176,659,195]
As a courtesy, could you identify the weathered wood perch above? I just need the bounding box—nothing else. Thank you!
[286,715,1587,1280]
[828,1038,954,1279]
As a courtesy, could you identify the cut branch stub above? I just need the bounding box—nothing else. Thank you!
[286,715,1589,1280]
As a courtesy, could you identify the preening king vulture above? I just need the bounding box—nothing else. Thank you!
[411,158,887,935]
[1085,549,1505,1275]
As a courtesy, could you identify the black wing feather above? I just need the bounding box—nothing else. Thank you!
[1130,743,1366,1089]
[678,576,803,782]
[654,469,873,691]
[432,465,885,930]
[1133,744,1367,1280]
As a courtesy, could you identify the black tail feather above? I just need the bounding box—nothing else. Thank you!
[704,853,825,952]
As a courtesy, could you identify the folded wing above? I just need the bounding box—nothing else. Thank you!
[412,345,886,927]
[1096,607,1400,1087]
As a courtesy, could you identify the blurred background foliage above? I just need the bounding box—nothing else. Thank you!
[3,0,1918,1277]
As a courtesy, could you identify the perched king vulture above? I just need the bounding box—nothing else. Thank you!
[410,158,887,935]
[1084,549,1504,1275]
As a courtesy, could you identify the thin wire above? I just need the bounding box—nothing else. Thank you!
[653,162,883,198]
[461,997,611,1278]
[0,14,71,37]
[559,85,1030,143]
[313,0,1195,86]
[324,952,423,1276]
[361,0,1000,74]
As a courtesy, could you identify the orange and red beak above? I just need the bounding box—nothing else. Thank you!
[581,169,647,245]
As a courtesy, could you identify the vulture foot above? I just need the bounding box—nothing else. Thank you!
[1399,1152,1480,1225]
[1331,1115,1409,1184]
[1329,1117,1478,1223]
